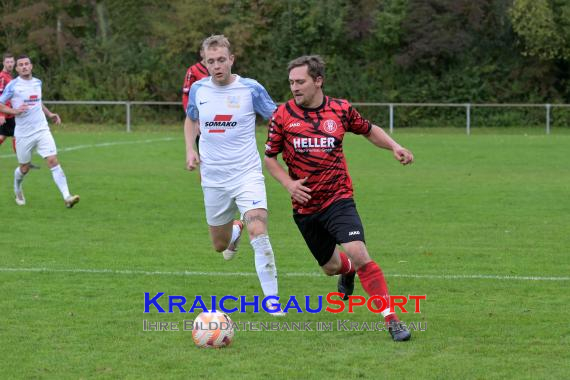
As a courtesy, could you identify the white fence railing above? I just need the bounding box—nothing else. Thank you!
[44,101,570,134]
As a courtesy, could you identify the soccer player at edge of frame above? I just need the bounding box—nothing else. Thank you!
[0,55,80,208]
[0,53,17,152]
[183,35,285,316]
[264,55,414,341]
[0,52,40,170]
[182,45,209,151]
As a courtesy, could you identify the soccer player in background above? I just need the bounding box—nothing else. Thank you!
[182,46,209,111]
[182,46,209,150]
[184,35,284,315]
[0,55,79,208]
[0,53,16,151]
[264,55,414,340]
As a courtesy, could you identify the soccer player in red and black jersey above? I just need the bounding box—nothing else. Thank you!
[182,47,209,111]
[0,52,16,151]
[264,55,414,341]
[182,46,209,149]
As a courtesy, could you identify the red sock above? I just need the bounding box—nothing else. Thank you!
[357,261,398,323]
[336,252,355,275]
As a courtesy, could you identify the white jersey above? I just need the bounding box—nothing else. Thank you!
[187,75,276,187]
[0,76,48,138]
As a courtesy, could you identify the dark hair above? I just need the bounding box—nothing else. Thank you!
[287,55,325,81]
[16,54,31,64]
[2,52,14,60]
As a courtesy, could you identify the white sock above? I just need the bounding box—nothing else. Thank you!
[50,165,71,199]
[229,223,241,245]
[14,167,26,193]
[381,309,395,318]
[250,234,279,297]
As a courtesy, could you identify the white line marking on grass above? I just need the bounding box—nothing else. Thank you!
[387,273,570,281]
[0,267,568,281]
[0,137,176,159]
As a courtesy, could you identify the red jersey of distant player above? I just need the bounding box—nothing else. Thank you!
[0,70,14,119]
[265,96,372,214]
[182,61,208,111]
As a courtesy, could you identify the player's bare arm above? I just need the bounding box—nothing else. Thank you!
[264,156,312,205]
[365,124,414,165]
[42,104,61,124]
[184,116,200,170]
[0,102,27,116]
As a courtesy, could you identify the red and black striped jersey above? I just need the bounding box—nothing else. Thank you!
[265,96,372,214]
[182,62,208,111]
[0,70,14,119]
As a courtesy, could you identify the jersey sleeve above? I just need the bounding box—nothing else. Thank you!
[347,103,372,135]
[264,106,285,157]
[0,80,14,105]
[186,82,201,121]
[242,78,276,120]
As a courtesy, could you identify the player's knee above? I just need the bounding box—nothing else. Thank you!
[343,242,370,264]
[348,254,371,270]
[45,155,59,168]
[247,224,267,240]
[244,212,268,238]
[321,262,340,276]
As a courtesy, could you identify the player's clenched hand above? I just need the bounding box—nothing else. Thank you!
[393,146,414,165]
[49,113,61,125]
[287,177,312,205]
[186,150,200,171]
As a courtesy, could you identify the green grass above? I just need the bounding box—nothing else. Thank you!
[1,127,569,379]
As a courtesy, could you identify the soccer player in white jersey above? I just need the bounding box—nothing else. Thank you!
[0,55,79,208]
[184,35,284,316]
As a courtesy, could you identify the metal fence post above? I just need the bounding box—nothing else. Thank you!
[545,104,551,135]
[126,101,131,132]
[389,104,394,134]
[466,103,471,135]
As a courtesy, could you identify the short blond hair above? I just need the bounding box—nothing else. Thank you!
[202,35,232,53]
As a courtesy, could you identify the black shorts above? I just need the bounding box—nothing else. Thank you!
[0,117,15,137]
[293,198,365,266]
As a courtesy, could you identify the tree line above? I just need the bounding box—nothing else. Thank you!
[2,0,570,106]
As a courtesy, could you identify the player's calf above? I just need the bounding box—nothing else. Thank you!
[223,220,244,260]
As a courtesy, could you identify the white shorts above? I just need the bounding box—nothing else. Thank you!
[203,172,268,226]
[16,130,57,164]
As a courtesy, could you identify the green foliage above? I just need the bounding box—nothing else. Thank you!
[510,0,570,60]
[1,0,570,112]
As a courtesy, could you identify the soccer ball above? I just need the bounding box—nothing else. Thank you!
[191,311,235,348]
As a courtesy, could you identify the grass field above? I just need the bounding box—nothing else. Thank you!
[1,126,569,379]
